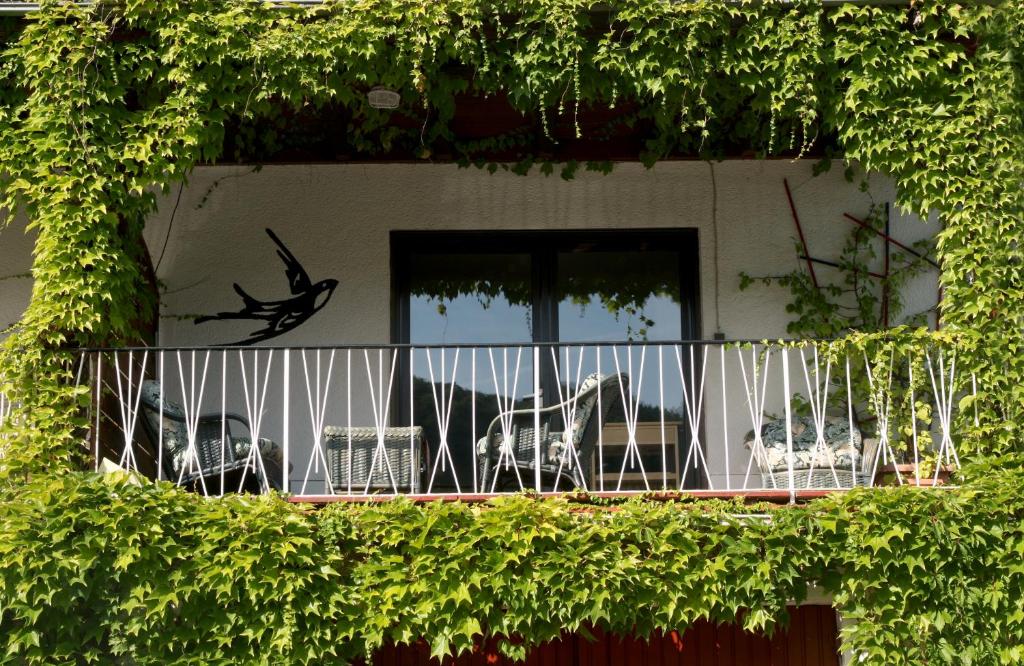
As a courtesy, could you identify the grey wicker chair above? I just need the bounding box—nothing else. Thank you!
[477,373,627,492]
[138,380,283,492]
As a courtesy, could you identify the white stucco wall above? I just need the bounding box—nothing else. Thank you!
[0,215,34,343]
[147,161,937,347]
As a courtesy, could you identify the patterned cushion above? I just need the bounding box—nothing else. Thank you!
[746,416,862,472]
[139,381,190,474]
[568,373,602,447]
[232,436,284,468]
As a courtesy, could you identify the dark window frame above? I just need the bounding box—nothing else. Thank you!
[390,229,706,489]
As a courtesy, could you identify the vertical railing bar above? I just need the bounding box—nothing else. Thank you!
[443,349,461,492]
[299,351,314,494]
[235,350,251,492]
[471,348,477,494]
[910,354,919,487]
[410,348,416,494]
[114,353,126,468]
[721,345,730,491]
[346,349,352,496]
[846,354,855,488]
[220,350,227,496]
[253,350,274,493]
[310,349,336,495]
[596,346,604,493]
[323,350,336,492]
[694,345,711,489]
[533,345,541,493]
[282,349,290,494]
[190,351,196,485]
[157,351,164,483]
[782,347,796,503]
[885,350,900,485]
[937,350,948,472]
[947,353,962,470]
[659,345,666,491]
[439,348,446,474]
[129,352,147,473]
[94,352,102,472]
[362,349,382,495]
[383,349,400,491]
[315,350,321,476]
[190,351,211,497]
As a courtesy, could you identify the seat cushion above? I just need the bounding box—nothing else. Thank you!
[749,416,862,472]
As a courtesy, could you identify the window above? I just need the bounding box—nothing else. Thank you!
[391,230,701,491]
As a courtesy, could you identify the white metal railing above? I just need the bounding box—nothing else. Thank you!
[77,340,972,499]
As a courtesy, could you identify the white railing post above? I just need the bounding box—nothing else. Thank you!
[534,345,542,493]
[471,348,477,494]
[282,349,290,494]
[157,351,164,483]
[220,350,226,496]
[782,347,796,503]
[909,355,919,487]
[595,346,603,492]
[721,345,730,491]
[94,352,102,473]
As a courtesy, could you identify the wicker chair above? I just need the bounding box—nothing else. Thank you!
[746,415,870,490]
[138,380,284,491]
[323,426,428,493]
[476,373,627,492]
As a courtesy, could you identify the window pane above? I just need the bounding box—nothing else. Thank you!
[408,252,534,490]
[557,250,691,488]
[409,252,532,344]
[557,250,682,342]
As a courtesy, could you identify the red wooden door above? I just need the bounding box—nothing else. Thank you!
[366,605,840,666]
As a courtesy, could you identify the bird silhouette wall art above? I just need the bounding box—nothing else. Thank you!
[194,228,338,345]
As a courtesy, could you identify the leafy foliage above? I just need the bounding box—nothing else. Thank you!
[1,470,1023,664]
[739,203,936,339]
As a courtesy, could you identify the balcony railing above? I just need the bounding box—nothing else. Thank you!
[76,340,971,500]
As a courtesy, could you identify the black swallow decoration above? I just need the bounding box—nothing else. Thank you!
[195,228,338,345]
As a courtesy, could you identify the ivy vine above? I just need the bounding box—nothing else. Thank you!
[1,464,1023,664]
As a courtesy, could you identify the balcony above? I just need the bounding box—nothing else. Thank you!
[82,338,969,501]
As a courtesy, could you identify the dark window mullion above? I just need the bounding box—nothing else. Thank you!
[533,247,559,411]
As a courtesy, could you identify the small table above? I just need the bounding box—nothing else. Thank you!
[323,426,427,494]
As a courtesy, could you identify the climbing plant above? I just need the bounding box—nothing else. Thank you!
[1,464,1023,664]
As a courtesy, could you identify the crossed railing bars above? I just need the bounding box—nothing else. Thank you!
[73,339,971,499]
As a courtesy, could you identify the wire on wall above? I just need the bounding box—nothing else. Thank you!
[708,161,723,339]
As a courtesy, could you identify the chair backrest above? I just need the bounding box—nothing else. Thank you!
[486,373,627,474]
[138,380,190,478]
[571,373,629,472]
